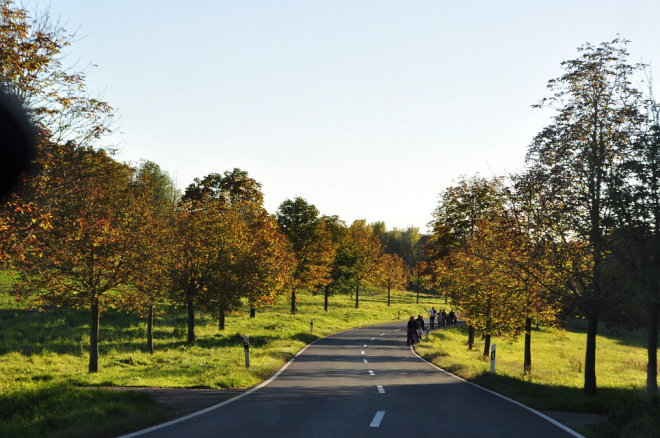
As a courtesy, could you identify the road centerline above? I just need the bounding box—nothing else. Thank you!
[370,411,385,427]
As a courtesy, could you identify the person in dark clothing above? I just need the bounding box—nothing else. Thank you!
[407,316,417,345]
[448,310,455,326]
[416,314,425,339]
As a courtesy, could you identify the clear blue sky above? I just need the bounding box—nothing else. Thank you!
[47,0,659,232]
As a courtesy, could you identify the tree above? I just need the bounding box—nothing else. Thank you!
[176,169,265,331]
[0,0,113,147]
[607,87,660,399]
[319,215,347,312]
[239,211,295,318]
[13,143,143,372]
[460,213,560,366]
[128,161,179,353]
[378,253,407,306]
[1,0,113,276]
[181,168,263,206]
[169,197,243,342]
[522,38,646,395]
[429,175,507,349]
[276,197,335,314]
[332,220,382,309]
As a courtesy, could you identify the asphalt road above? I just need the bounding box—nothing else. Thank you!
[121,321,582,438]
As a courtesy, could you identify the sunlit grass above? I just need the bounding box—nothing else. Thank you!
[0,287,436,437]
[414,322,660,437]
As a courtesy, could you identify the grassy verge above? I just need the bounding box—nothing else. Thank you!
[0,288,437,437]
[414,323,660,438]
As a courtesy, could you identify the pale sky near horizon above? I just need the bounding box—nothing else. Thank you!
[45,0,659,232]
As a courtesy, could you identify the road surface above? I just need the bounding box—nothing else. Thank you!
[121,321,582,438]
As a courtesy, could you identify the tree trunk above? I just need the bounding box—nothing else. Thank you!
[250,307,256,318]
[647,300,659,400]
[291,289,297,315]
[467,325,474,350]
[186,294,195,344]
[524,317,532,374]
[416,290,419,304]
[147,302,154,354]
[89,299,100,373]
[324,288,329,313]
[355,284,360,309]
[584,312,598,395]
[483,333,491,359]
[218,306,225,330]
[387,287,391,306]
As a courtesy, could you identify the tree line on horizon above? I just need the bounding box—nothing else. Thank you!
[0,0,658,401]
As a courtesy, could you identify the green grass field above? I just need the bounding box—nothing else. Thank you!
[415,322,660,437]
[0,284,658,438]
[0,287,437,438]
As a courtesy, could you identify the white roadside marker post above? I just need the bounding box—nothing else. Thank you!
[490,344,496,375]
[243,334,250,368]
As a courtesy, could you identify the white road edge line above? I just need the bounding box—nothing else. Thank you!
[118,327,348,438]
[408,346,586,438]
[377,385,385,393]
[370,411,385,427]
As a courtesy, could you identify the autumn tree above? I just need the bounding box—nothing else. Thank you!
[319,215,347,312]
[239,211,295,318]
[379,253,407,306]
[276,197,335,314]
[332,220,382,309]
[177,168,264,331]
[182,168,263,206]
[169,197,244,341]
[522,38,647,395]
[428,175,507,349]
[462,214,561,366]
[449,233,521,359]
[0,0,113,147]
[127,161,179,353]
[13,143,144,372]
[1,0,113,273]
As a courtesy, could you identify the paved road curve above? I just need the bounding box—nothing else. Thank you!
[121,321,582,438]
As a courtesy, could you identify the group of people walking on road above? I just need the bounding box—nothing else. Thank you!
[406,307,458,346]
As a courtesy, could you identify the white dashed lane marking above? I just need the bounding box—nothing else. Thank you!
[377,385,385,393]
[370,411,385,427]
[368,370,375,376]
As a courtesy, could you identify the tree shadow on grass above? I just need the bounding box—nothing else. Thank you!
[471,371,635,414]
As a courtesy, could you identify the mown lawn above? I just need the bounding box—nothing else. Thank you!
[1,283,658,438]
[415,322,660,438]
[0,287,437,438]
